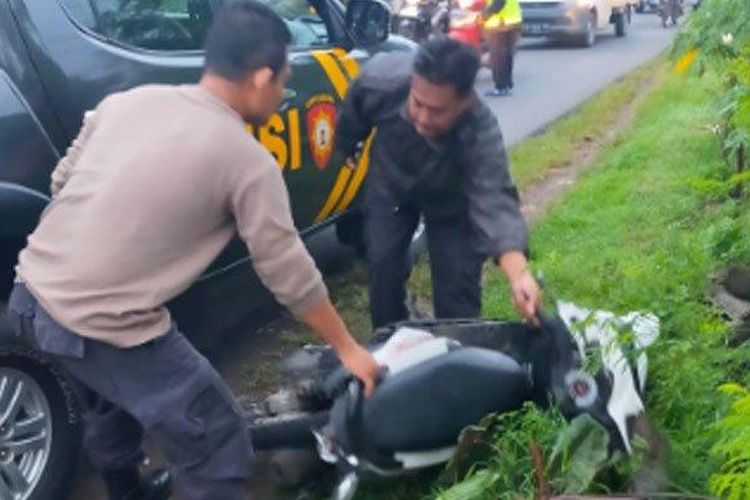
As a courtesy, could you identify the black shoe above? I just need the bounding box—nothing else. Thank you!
[128,469,172,500]
[104,468,172,500]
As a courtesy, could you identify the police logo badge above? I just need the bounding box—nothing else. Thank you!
[306,95,337,170]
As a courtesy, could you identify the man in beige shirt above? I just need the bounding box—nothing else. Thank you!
[6,2,379,499]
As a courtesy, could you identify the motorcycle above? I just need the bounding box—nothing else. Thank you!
[390,0,452,42]
[248,302,659,499]
[447,0,483,49]
[658,0,683,27]
[447,0,492,65]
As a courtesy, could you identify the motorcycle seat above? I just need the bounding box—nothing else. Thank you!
[331,347,532,454]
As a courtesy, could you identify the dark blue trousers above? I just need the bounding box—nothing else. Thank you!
[7,284,253,500]
[365,188,485,329]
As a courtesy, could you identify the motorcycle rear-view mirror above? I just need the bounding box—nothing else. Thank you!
[345,0,391,47]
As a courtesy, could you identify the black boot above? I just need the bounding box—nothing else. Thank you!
[103,467,172,500]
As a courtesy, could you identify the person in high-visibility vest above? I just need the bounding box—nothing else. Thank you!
[483,0,522,96]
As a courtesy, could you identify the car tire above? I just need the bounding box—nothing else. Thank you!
[576,13,597,47]
[0,305,81,500]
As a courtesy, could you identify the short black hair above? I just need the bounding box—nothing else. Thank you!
[413,37,480,97]
[204,1,292,80]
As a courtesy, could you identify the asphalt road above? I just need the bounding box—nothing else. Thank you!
[68,13,677,499]
[484,12,676,146]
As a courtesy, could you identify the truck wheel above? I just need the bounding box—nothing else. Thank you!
[0,307,81,500]
[614,7,630,36]
[576,13,597,47]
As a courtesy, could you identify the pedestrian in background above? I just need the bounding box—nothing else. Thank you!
[483,0,523,96]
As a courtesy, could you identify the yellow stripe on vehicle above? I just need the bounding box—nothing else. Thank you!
[288,109,302,170]
[331,48,361,80]
[311,51,350,100]
[333,132,376,213]
[315,167,354,222]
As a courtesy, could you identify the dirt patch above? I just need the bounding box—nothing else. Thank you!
[520,71,661,223]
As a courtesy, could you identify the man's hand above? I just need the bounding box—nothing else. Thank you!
[508,269,542,323]
[337,343,381,397]
[300,299,381,397]
[499,251,542,323]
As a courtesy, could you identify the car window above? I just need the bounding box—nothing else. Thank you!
[59,0,214,51]
[258,0,332,49]
[62,0,332,52]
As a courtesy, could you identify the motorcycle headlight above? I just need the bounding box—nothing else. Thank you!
[565,370,599,409]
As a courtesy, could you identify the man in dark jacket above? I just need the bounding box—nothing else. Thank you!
[336,37,541,329]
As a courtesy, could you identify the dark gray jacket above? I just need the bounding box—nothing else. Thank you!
[336,52,528,259]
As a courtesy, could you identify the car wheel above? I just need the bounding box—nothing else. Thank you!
[576,13,597,47]
[0,305,81,500]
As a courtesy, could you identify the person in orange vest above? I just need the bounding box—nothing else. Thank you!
[483,0,522,96]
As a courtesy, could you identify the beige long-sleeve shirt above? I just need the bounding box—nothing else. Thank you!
[16,85,328,347]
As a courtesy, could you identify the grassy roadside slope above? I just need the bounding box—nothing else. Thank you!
[479,68,750,496]
[509,57,661,190]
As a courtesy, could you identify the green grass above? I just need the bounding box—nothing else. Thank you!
[361,62,750,498]
[477,68,750,496]
[508,58,662,190]
[355,57,674,500]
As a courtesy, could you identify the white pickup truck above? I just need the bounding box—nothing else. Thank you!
[519,0,633,47]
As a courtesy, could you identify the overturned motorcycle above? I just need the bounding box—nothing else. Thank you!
[248,302,659,499]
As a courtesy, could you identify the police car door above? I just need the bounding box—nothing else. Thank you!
[258,0,370,232]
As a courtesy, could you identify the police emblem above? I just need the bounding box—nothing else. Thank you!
[306,95,337,170]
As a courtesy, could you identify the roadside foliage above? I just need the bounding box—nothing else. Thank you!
[674,3,750,498]
[430,10,750,496]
